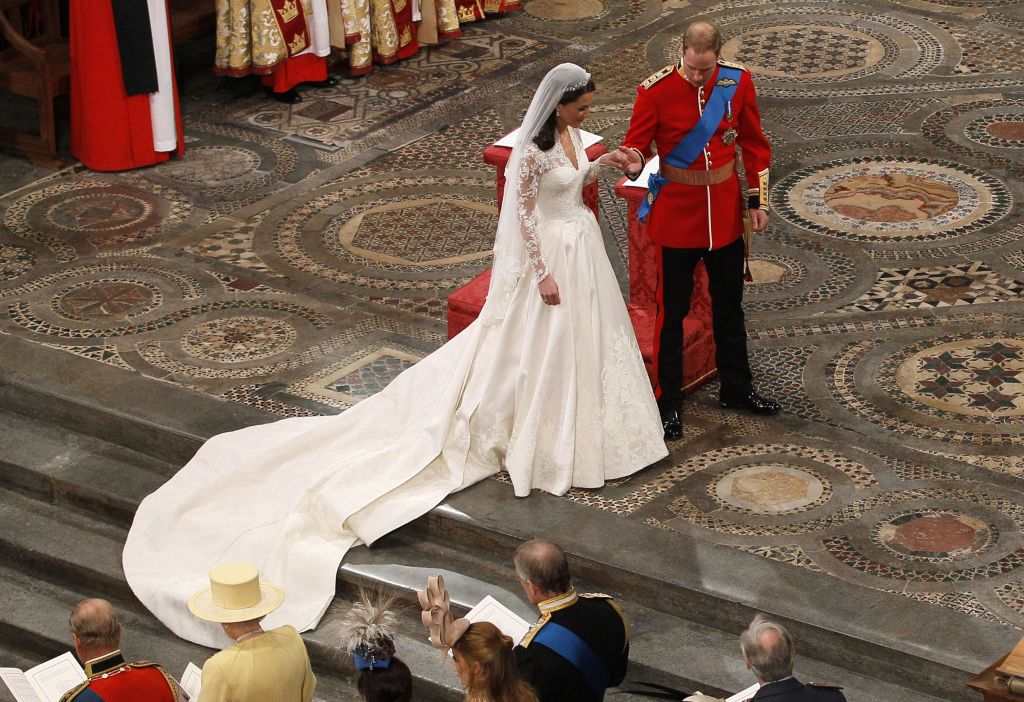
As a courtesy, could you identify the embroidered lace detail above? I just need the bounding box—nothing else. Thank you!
[516,145,551,284]
[600,326,666,468]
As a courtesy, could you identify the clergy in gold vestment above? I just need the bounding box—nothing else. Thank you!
[190,564,316,702]
[215,0,332,99]
[417,0,461,44]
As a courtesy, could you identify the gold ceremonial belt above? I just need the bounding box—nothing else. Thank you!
[660,160,734,186]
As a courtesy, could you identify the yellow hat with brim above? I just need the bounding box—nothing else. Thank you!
[188,562,285,623]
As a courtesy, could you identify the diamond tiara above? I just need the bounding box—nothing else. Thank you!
[567,72,592,91]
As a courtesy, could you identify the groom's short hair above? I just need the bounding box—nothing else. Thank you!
[682,20,723,55]
[514,539,571,595]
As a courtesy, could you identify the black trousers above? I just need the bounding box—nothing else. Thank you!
[655,236,752,412]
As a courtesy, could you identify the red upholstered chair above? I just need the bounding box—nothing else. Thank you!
[615,179,717,393]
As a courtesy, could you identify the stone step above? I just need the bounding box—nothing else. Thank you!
[0,334,1008,701]
[0,484,455,702]
[409,482,1004,702]
[0,335,253,467]
[0,512,396,702]
[0,476,938,702]
[0,409,174,526]
[339,532,949,702]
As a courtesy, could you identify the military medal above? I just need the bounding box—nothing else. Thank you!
[722,127,738,145]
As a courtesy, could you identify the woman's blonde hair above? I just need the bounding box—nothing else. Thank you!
[453,622,538,702]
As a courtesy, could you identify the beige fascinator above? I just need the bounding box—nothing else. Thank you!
[417,575,469,655]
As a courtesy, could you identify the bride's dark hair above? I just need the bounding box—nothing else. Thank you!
[532,78,597,151]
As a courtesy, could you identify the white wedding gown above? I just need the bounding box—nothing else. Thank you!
[122,128,667,647]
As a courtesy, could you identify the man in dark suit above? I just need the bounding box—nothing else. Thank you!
[741,614,846,701]
[512,539,629,702]
[60,599,178,702]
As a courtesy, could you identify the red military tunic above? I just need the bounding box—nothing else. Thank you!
[60,651,178,702]
[621,61,770,250]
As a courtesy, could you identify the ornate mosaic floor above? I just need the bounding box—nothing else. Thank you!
[2,0,1024,633]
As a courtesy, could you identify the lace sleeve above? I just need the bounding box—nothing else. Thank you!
[583,158,613,185]
[516,148,549,283]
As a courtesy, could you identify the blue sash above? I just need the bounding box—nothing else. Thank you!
[637,65,742,223]
[532,622,610,699]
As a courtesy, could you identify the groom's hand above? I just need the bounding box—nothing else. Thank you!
[748,208,768,232]
[618,146,643,175]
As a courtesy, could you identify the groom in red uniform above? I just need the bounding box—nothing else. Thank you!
[622,19,780,440]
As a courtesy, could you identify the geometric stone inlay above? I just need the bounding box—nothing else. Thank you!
[986,121,1024,141]
[896,338,1024,418]
[53,280,161,321]
[525,0,605,21]
[156,146,261,186]
[824,174,959,223]
[747,258,789,285]
[350,200,497,264]
[181,315,297,363]
[876,510,996,563]
[45,193,152,232]
[713,464,827,514]
[774,157,1011,243]
[844,261,1024,312]
[324,354,416,400]
[0,244,35,281]
[724,24,884,80]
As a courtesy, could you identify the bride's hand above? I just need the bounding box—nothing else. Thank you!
[617,146,643,175]
[538,275,560,306]
[599,150,629,170]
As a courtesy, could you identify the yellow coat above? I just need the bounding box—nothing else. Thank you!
[198,625,316,702]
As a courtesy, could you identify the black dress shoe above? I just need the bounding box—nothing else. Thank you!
[719,390,781,416]
[660,409,683,441]
[267,88,302,104]
[306,76,339,89]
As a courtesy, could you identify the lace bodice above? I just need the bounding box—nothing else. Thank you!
[515,127,611,282]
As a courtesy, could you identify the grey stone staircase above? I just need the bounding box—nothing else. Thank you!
[0,334,1007,702]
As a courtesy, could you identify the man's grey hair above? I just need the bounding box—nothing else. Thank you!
[70,599,122,650]
[739,613,796,682]
[514,539,571,595]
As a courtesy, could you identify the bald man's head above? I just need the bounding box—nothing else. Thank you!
[682,20,723,56]
[739,613,795,683]
[70,599,121,652]
[514,539,571,597]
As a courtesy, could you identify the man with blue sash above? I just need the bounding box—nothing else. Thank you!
[513,540,629,702]
[621,20,780,440]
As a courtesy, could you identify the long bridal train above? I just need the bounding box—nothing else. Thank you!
[122,124,667,649]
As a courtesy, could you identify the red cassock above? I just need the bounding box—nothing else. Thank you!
[70,0,184,172]
[621,62,771,250]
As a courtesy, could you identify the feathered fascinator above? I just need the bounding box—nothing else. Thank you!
[337,591,399,670]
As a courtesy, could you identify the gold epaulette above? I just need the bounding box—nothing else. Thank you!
[640,65,674,89]
[717,59,747,72]
[807,682,844,690]
[59,680,90,702]
[579,592,612,599]
[519,612,551,648]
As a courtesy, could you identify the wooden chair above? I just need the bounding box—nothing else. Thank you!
[0,0,69,167]
[169,0,217,43]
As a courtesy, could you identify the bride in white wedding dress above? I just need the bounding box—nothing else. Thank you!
[122,63,667,648]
